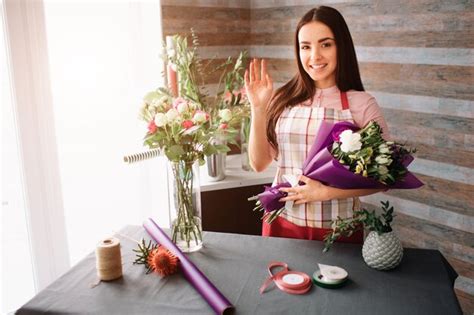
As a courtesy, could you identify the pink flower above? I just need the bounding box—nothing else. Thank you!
[148,120,157,134]
[182,120,194,129]
[223,91,233,103]
[219,123,228,130]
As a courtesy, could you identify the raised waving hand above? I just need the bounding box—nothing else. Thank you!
[244,59,274,111]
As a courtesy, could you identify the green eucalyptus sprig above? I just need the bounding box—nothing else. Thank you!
[133,238,159,274]
[323,200,395,252]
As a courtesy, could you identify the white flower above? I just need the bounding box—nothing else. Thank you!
[150,96,168,109]
[339,130,362,153]
[193,111,208,124]
[378,144,391,154]
[154,113,167,127]
[166,108,179,122]
[151,98,162,108]
[167,48,176,58]
[375,155,392,165]
[176,102,188,113]
[218,109,232,122]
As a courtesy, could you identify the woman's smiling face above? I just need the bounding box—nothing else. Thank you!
[298,21,337,88]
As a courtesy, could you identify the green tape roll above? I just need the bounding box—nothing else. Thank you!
[312,270,348,289]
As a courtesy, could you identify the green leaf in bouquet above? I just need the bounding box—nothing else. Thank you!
[157,87,173,96]
[214,144,231,153]
[198,157,206,166]
[143,91,161,104]
[143,132,156,142]
[203,144,218,156]
[144,138,156,148]
[227,137,238,146]
[166,145,185,161]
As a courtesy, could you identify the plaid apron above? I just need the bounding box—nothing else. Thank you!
[262,90,363,243]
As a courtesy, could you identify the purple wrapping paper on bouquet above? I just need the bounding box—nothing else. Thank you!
[258,121,424,213]
[143,218,233,315]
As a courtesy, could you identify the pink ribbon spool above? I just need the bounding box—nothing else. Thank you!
[260,262,312,295]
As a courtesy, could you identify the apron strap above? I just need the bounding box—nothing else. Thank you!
[340,91,349,110]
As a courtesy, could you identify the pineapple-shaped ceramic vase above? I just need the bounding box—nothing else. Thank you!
[362,231,403,270]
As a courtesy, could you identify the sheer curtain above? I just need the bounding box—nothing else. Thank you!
[43,0,169,264]
[2,1,168,312]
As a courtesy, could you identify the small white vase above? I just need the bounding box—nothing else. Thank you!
[362,231,403,270]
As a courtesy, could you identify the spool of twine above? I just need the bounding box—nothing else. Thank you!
[95,237,123,281]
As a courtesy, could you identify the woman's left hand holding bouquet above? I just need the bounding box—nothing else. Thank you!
[278,175,330,204]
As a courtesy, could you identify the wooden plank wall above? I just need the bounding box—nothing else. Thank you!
[161,0,250,89]
[161,1,473,313]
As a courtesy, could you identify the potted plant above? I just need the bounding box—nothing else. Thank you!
[323,200,403,270]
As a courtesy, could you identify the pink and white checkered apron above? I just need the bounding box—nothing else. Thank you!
[262,88,363,242]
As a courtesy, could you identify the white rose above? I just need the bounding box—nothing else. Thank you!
[166,108,179,122]
[218,109,232,122]
[154,113,167,127]
[177,102,188,113]
[193,111,207,124]
[339,130,362,153]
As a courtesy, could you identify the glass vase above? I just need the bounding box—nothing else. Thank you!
[167,159,202,252]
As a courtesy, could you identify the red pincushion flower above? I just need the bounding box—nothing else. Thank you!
[147,245,179,276]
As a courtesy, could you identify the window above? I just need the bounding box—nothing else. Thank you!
[2,0,167,311]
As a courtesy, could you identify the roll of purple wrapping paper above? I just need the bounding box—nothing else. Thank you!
[143,218,233,315]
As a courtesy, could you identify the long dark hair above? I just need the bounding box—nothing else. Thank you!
[266,6,364,154]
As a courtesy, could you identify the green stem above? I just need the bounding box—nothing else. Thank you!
[170,160,202,249]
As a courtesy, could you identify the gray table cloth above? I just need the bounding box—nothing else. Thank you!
[17,225,462,315]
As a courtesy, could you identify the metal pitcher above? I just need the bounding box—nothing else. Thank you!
[206,151,226,182]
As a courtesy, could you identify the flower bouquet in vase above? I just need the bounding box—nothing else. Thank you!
[140,91,216,252]
[138,32,249,252]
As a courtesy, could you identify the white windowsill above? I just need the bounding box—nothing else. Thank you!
[200,154,277,192]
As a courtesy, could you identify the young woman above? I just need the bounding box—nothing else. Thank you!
[244,6,389,242]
